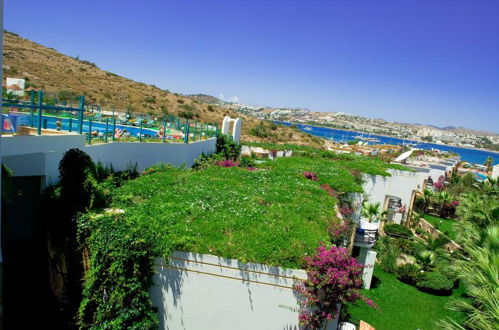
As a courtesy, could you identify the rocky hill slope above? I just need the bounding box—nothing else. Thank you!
[3,31,322,146]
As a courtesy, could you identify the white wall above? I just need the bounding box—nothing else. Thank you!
[0,134,85,157]
[1,134,216,186]
[362,169,423,224]
[150,251,339,330]
[492,164,499,179]
[84,139,216,171]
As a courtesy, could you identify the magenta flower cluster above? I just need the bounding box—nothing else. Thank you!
[433,175,445,191]
[294,245,376,329]
[217,160,240,167]
[338,205,354,216]
[303,171,318,181]
[328,222,350,240]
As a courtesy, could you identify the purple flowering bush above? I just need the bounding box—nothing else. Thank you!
[294,245,376,329]
[217,160,240,167]
[303,171,319,181]
[328,222,353,247]
[433,175,445,191]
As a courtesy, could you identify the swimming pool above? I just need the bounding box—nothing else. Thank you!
[473,172,488,181]
[3,113,181,138]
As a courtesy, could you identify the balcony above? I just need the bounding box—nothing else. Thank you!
[354,228,378,248]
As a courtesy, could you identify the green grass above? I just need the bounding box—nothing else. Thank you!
[104,155,399,268]
[346,269,465,330]
[243,141,411,172]
[423,214,458,241]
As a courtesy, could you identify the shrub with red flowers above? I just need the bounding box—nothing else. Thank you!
[320,183,338,198]
[303,171,318,181]
[433,175,445,191]
[338,205,354,217]
[217,160,240,167]
[294,245,376,329]
[328,221,353,247]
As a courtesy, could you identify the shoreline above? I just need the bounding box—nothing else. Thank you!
[284,121,499,155]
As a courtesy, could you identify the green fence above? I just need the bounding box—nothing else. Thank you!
[2,90,219,144]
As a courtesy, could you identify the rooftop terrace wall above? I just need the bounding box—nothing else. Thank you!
[150,251,338,330]
[84,138,216,171]
[1,134,216,185]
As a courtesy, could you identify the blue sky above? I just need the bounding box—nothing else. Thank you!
[5,0,499,132]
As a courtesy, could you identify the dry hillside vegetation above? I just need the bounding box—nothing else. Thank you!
[3,31,323,146]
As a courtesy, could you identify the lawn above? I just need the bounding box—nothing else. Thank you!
[346,269,465,330]
[101,154,403,268]
[423,214,458,241]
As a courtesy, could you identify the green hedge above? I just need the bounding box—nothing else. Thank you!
[384,224,413,238]
[396,264,423,285]
[416,272,453,295]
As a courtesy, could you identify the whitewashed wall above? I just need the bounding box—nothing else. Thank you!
[84,139,216,172]
[1,134,216,186]
[150,251,339,330]
[0,134,85,157]
[362,169,423,224]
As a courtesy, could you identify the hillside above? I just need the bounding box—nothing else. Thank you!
[2,31,323,146]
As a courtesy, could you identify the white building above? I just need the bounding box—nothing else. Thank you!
[492,164,499,179]
[5,77,25,96]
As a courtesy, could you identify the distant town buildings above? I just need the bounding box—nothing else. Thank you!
[219,100,498,151]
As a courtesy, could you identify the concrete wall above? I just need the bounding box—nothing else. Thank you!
[0,134,85,157]
[1,135,216,185]
[363,169,423,224]
[84,138,216,171]
[492,164,499,179]
[150,251,338,330]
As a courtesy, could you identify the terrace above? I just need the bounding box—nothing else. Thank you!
[1,91,220,186]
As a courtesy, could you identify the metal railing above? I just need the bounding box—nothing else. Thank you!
[354,229,378,245]
[1,90,219,144]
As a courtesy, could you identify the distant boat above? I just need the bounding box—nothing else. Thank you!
[303,126,312,131]
[354,134,380,143]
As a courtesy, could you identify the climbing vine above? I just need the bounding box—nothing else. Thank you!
[77,213,160,330]
[294,245,376,329]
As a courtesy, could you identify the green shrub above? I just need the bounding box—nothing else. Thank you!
[144,96,156,103]
[179,104,195,111]
[249,123,274,138]
[239,156,256,168]
[216,134,241,160]
[178,110,195,119]
[384,224,413,238]
[392,238,417,254]
[192,153,223,170]
[433,235,450,248]
[415,227,426,236]
[77,214,159,329]
[416,272,453,295]
[413,196,425,212]
[396,264,423,285]
[374,237,401,273]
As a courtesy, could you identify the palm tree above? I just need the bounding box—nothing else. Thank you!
[457,192,498,227]
[439,225,498,330]
[361,201,387,223]
[438,189,498,330]
[483,156,493,173]
[421,189,435,214]
[436,191,452,218]
[415,249,437,271]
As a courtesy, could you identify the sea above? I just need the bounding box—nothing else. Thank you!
[277,122,498,166]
